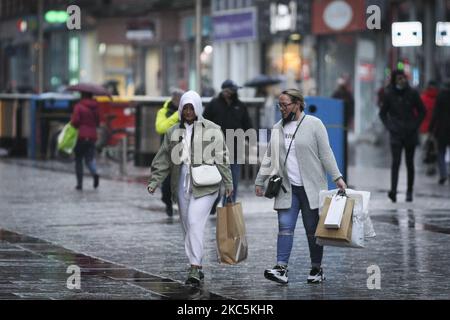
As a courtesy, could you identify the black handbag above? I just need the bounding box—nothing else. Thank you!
[264,115,306,199]
[264,175,287,199]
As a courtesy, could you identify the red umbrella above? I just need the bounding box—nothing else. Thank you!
[66,83,112,98]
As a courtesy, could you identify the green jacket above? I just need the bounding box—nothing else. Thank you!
[155,99,179,135]
[148,118,233,203]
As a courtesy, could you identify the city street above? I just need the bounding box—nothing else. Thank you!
[2,0,450,308]
[1,142,450,300]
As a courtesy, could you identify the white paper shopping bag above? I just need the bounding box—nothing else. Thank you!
[324,193,347,229]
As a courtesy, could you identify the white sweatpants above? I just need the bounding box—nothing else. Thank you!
[178,164,218,266]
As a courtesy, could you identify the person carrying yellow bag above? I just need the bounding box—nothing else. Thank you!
[57,122,78,155]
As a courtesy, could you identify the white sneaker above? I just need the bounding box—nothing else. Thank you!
[307,267,325,283]
[264,265,288,284]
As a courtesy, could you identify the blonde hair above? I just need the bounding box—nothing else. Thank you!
[281,89,305,111]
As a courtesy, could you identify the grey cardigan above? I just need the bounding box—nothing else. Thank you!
[255,113,342,210]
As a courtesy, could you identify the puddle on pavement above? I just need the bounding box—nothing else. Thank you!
[0,228,226,300]
[372,210,450,235]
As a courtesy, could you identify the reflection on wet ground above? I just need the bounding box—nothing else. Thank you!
[0,228,227,300]
[371,189,450,200]
[372,210,450,235]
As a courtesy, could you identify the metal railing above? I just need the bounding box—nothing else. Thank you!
[0,94,265,183]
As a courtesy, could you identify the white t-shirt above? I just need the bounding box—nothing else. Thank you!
[283,121,303,186]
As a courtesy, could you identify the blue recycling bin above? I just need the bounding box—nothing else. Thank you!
[304,97,347,189]
[29,93,76,159]
[274,96,347,190]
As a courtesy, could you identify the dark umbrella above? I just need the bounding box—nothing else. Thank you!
[66,83,112,98]
[244,74,282,87]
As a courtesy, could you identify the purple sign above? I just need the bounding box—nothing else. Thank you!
[213,10,257,41]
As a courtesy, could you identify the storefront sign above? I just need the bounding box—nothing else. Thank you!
[126,20,156,41]
[391,22,422,47]
[213,9,257,41]
[270,1,297,34]
[436,22,450,46]
[312,0,365,34]
[257,1,311,40]
[358,63,375,82]
[323,1,352,30]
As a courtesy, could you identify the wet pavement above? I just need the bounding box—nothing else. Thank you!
[1,139,450,300]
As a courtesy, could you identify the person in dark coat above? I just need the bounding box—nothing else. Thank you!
[332,78,355,131]
[379,70,426,202]
[203,79,253,209]
[429,81,450,185]
[71,92,100,190]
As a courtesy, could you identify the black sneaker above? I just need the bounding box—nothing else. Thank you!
[406,191,413,202]
[185,267,203,286]
[438,177,447,185]
[75,185,82,191]
[166,205,173,217]
[307,267,325,283]
[388,191,396,203]
[264,265,288,284]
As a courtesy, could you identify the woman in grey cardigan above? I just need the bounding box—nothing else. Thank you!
[148,90,233,286]
[255,89,347,284]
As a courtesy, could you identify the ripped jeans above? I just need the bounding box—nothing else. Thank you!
[276,185,323,268]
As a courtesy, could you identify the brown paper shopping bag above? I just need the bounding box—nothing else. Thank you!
[216,202,248,264]
[315,196,354,243]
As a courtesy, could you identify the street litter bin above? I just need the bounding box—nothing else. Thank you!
[134,98,170,167]
[29,93,76,159]
[305,97,347,189]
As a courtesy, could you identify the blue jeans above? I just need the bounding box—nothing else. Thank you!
[437,142,450,179]
[74,139,98,187]
[276,185,323,268]
[222,163,240,204]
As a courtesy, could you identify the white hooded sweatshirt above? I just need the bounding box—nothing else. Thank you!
[178,91,204,194]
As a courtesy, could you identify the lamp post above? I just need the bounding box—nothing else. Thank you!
[37,0,44,93]
[195,0,202,93]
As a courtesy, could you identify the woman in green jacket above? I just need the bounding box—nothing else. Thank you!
[148,90,233,285]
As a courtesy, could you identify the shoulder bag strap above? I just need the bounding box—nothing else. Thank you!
[283,114,306,167]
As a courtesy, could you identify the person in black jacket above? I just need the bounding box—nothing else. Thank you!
[429,81,450,185]
[203,79,253,209]
[379,70,426,202]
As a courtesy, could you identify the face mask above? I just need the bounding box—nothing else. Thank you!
[282,107,298,125]
[396,84,405,90]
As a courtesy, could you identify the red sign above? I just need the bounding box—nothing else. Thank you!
[358,63,375,82]
[312,0,366,35]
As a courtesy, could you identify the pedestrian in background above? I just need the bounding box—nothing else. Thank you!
[429,81,450,185]
[155,88,184,216]
[332,76,355,131]
[255,88,346,284]
[148,90,233,285]
[379,69,426,202]
[71,92,100,190]
[203,79,253,211]
[420,80,439,176]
